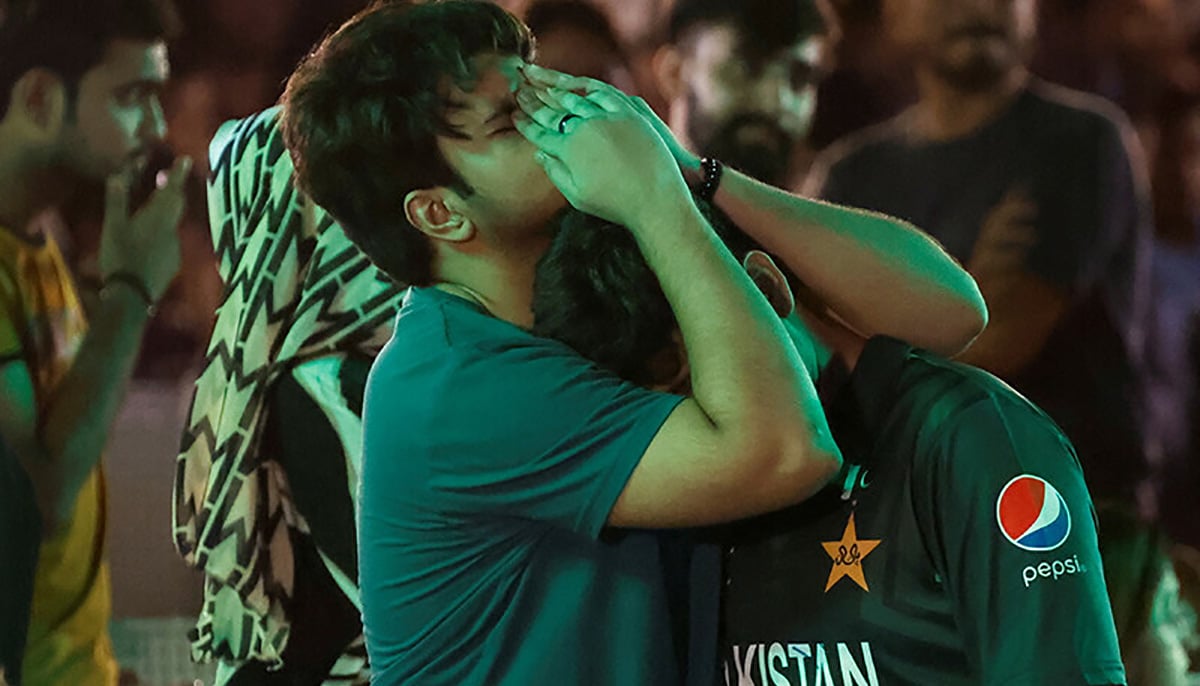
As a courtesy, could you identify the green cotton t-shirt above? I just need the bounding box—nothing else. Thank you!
[359,287,686,685]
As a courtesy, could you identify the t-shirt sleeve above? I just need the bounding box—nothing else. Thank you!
[805,147,850,205]
[915,396,1127,685]
[0,266,25,365]
[1026,113,1147,296]
[423,338,685,540]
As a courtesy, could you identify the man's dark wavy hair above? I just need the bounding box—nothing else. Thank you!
[533,200,759,385]
[0,0,180,119]
[280,0,534,286]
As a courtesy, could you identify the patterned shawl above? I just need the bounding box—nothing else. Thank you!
[173,107,404,668]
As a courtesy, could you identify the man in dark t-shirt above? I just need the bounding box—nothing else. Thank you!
[805,0,1153,504]
[532,209,1128,686]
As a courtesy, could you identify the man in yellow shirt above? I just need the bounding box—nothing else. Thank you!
[0,1,188,683]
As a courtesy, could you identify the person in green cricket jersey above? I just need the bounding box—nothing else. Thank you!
[533,205,1128,686]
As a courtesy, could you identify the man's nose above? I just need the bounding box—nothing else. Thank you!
[140,95,168,143]
[747,70,786,117]
[748,67,805,121]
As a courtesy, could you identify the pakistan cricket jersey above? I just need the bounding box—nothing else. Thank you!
[719,337,1127,686]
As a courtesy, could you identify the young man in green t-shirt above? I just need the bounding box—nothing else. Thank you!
[279,2,985,683]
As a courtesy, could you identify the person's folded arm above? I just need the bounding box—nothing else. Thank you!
[708,165,987,357]
[608,192,842,528]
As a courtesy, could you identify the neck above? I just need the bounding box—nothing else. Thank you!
[909,67,1028,141]
[0,141,71,233]
[815,317,866,372]
[434,236,549,329]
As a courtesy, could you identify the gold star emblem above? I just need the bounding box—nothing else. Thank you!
[821,513,882,592]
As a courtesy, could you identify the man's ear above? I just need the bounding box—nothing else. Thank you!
[743,250,795,318]
[647,328,690,393]
[5,69,68,137]
[403,188,475,243]
[651,44,685,103]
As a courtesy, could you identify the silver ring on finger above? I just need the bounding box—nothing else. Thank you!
[557,113,582,134]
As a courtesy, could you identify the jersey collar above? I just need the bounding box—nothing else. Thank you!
[825,335,914,469]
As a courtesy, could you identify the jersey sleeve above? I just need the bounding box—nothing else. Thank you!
[417,338,686,540]
[1026,112,1148,296]
[915,396,1127,685]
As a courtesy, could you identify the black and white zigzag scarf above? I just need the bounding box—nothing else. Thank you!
[173,107,404,677]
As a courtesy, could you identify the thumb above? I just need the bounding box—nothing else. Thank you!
[161,155,193,193]
[535,151,578,200]
[103,171,131,230]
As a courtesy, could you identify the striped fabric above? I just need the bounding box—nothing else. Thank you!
[173,107,404,681]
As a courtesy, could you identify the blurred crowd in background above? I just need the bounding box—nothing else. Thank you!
[151,0,1200,523]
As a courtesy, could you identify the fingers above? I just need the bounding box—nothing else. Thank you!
[142,155,193,226]
[149,156,193,202]
[513,109,567,156]
[104,171,131,230]
[979,189,1037,243]
[515,88,566,131]
[522,63,630,113]
[992,188,1036,221]
[994,202,1037,231]
[970,189,1041,278]
[980,218,1037,247]
[534,151,578,200]
[577,86,630,114]
[522,63,603,93]
[537,88,606,118]
[163,155,193,193]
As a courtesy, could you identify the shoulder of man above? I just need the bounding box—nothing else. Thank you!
[803,115,909,197]
[1024,80,1138,154]
[894,349,1070,448]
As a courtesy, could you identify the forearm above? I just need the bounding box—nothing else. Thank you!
[37,287,149,527]
[630,191,839,463]
[954,320,1036,377]
[711,168,987,355]
[954,275,1067,377]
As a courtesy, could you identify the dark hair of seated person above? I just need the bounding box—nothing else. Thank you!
[532,199,760,386]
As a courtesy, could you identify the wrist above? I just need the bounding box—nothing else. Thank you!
[679,152,703,185]
[627,200,712,265]
[695,157,724,203]
[624,177,695,235]
[100,271,158,319]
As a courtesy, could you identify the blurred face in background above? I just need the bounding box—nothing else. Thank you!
[535,25,626,84]
[659,23,832,186]
[58,38,170,181]
[885,0,1038,92]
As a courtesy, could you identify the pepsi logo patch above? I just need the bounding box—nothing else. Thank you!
[996,475,1071,551]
